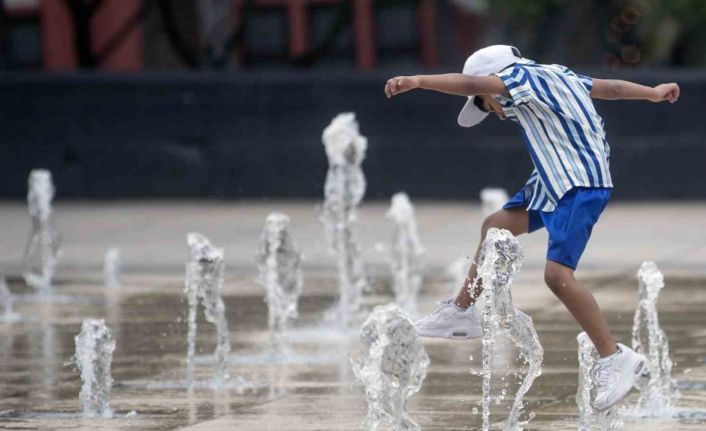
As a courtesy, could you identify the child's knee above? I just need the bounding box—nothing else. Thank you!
[481,213,502,235]
[544,263,572,293]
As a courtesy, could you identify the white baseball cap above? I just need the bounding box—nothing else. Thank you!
[457,45,523,128]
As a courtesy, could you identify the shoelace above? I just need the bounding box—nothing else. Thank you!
[592,361,614,388]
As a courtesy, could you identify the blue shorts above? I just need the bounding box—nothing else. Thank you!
[503,187,612,270]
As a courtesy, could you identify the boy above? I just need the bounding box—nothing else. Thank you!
[384,45,679,410]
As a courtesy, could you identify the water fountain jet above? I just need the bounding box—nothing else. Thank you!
[104,247,121,289]
[320,113,369,328]
[480,188,509,217]
[0,276,19,321]
[576,332,622,430]
[74,319,115,418]
[352,304,429,431]
[24,169,60,294]
[475,228,543,431]
[185,233,231,389]
[386,193,424,314]
[256,213,303,356]
[630,261,679,417]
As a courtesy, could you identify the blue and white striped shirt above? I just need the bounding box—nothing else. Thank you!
[493,60,612,212]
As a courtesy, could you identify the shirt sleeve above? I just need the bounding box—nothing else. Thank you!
[576,73,593,92]
[493,64,534,106]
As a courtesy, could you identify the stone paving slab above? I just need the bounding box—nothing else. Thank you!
[0,201,705,430]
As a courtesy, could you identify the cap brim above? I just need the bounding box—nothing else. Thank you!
[458,96,489,128]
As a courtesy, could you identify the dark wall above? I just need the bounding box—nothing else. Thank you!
[1,70,704,201]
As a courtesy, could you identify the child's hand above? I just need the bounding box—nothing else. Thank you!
[650,83,680,103]
[385,76,420,98]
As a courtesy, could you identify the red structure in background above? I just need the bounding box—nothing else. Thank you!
[39,1,74,70]
[90,0,143,70]
[233,0,439,70]
[453,6,484,63]
[5,0,143,71]
[4,0,447,71]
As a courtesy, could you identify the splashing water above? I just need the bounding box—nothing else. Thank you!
[576,332,623,430]
[104,247,121,289]
[74,319,115,418]
[475,228,543,431]
[24,170,60,294]
[480,188,509,217]
[256,213,303,355]
[185,233,231,389]
[352,304,429,431]
[0,276,19,321]
[386,193,424,315]
[630,261,679,417]
[320,113,369,327]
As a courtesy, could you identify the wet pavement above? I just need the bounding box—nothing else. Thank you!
[0,201,705,430]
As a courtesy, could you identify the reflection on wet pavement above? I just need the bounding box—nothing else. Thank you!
[0,274,705,430]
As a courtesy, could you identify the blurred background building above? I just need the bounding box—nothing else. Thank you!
[1,0,704,200]
[4,0,706,71]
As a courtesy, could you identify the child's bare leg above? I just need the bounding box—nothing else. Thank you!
[453,208,529,308]
[544,260,618,357]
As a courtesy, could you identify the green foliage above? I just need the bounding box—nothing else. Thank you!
[632,0,706,65]
[658,0,706,26]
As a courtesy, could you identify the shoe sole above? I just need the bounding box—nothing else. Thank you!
[594,354,647,411]
[416,325,482,340]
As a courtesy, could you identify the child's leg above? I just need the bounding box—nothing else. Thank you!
[453,208,529,308]
[544,260,618,357]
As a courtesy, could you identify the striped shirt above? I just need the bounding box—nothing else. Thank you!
[493,60,612,212]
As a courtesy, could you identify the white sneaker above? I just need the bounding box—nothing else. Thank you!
[592,343,647,410]
[415,299,482,340]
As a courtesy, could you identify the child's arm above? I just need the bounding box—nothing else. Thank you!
[384,74,507,99]
[590,79,680,103]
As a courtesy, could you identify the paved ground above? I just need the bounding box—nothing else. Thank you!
[0,200,705,430]
[2,200,706,276]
